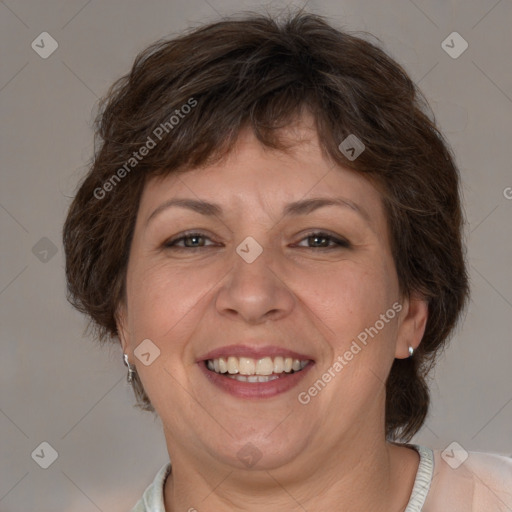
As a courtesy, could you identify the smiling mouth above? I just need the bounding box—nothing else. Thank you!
[205,356,311,383]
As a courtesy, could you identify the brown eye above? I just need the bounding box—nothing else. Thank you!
[164,232,215,249]
[296,232,351,249]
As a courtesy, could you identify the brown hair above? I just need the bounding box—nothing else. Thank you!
[63,10,469,441]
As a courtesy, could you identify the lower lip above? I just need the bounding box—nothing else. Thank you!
[198,361,314,399]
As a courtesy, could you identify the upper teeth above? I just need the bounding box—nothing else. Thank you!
[207,356,309,375]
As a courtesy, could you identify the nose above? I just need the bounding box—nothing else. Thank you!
[215,244,295,325]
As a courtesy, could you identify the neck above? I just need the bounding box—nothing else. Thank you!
[163,426,419,512]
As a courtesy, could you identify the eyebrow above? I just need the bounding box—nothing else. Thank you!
[146,196,370,226]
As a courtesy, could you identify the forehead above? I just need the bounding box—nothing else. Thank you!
[137,118,386,234]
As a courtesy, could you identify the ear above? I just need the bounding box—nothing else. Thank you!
[115,302,130,355]
[395,291,429,359]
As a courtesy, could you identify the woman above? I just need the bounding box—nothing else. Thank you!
[63,11,512,512]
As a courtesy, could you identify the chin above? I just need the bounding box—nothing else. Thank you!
[205,429,311,471]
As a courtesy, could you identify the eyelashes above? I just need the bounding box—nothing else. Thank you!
[295,232,351,249]
[164,232,213,249]
[163,231,351,251]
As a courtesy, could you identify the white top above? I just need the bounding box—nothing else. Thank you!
[130,444,512,511]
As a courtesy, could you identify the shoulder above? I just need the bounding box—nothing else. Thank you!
[130,462,172,512]
[424,448,512,511]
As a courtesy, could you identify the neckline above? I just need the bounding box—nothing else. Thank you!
[404,444,435,511]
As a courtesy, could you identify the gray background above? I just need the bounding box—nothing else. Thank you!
[1,0,511,510]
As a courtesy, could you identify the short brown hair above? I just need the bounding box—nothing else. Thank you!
[63,10,469,441]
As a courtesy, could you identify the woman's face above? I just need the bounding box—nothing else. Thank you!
[118,118,425,473]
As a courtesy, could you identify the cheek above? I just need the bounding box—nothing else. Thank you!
[292,260,397,334]
[125,259,217,341]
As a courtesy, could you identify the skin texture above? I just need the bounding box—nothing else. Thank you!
[117,116,429,511]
